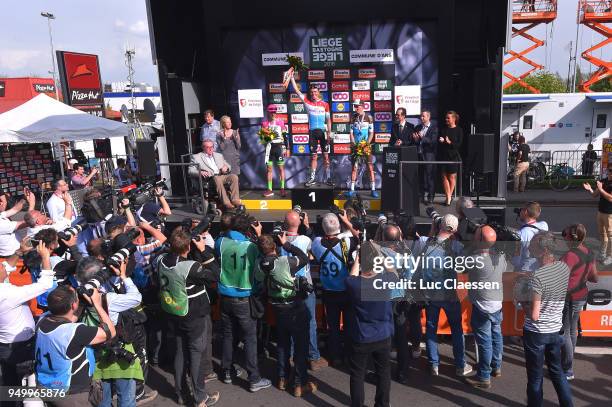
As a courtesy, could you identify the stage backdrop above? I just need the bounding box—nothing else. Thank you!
[221,22,438,189]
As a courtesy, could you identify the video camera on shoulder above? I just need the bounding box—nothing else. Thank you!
[119,178,168,208]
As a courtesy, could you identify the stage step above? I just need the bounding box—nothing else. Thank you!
[241,199,292,210]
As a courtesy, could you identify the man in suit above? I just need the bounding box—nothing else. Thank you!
[189,140,241,209]
[413,111,438,204]
[389,108,415,147]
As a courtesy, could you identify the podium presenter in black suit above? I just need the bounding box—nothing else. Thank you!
[412,111,438,204]
[389,108,415,147]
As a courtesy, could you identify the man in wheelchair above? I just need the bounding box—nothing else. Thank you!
[189,140,241,210]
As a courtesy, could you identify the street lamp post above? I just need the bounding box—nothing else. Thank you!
[40,12,59,101]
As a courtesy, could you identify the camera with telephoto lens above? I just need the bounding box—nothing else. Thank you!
[106,230,139,267]
[272,221,284,237]
[329,204,345,217]
[295,276,314,295]
[76,269,112,298]
[426,207,443,228]
[191,214,215,242]
[58,218,88,240]
[105,340,138,364]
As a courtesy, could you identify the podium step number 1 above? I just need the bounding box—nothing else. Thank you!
[291,188,334,210]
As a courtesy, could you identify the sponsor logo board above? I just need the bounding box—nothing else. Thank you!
[373,80,392,90]
[291,114,308,124]
[332,102,349,112]
[334,144,351,154]
[374,112,392,121]
[374,101,392,111]
[351,101,371,111]
[333,69,350,79]
[374,143,388,153]
[352,91,370,101]
[307,70,325,80]
[289,93,302,103]
[310,81,328,91]
[292,124,309,133]
[373,90,392,100]
[292,144,310,155]
[374,133,391,143]
[269,93,287,104]
[292,134,309,144]
[332,113,350,123]
[310,35,348,68]
[358,68,377,79]
[333,133,350,143]
[374,121,392,133]
[289,103,305,114]
[349,49,394,64]
[275,114,288,123]
[271,104,287,113]
[352,80,370,91]
[332,123,349,133]
[262,52,304,66]
[269,83,286,93]
[330,81,349,91]
[331,91,350,102]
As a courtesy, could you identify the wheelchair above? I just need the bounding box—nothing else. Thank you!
[189,172,233,216]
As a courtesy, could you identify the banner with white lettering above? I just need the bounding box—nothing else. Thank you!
[261,52,304,66]
[238,89,264,118]
[309,35,348,68]
[394,85,421,116]
[349,49,394,64]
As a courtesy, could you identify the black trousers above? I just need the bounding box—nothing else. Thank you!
[200,314,214,376]
[349,337,392,407]
[169,319,207,403]
[393,302,423,374]
[421,152,437,198]
[0,337,35,407]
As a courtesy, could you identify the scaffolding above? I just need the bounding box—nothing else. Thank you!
[578,1,612,92]
[504,0,558,93]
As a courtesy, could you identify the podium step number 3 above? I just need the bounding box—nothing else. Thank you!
[291,188,334,210]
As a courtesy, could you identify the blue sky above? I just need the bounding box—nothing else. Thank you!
[0,1,606,86]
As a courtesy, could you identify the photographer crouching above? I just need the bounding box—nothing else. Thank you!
[75,257,146,407]
[255,232,317,397]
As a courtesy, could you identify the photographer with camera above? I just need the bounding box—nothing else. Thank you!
[71,163,98,190]
[28,228,82,291]
[157,228,220,406]
[412,214,472,377]
[24,192,74,239]
[36,284,116,406]
[0,187,34,259]
[75,257,146,407]
[0,241,54,390]
[281,210,328,370]
[511,201,549,273]
[138,185,172,221]
[311,213,358,367]
[255,233,317,397]
[215,213,271,392]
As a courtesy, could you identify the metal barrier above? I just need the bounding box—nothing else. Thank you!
[399,160,463,203]
[551,149,602,176]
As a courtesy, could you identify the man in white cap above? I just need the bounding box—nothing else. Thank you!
[347,100,377,198]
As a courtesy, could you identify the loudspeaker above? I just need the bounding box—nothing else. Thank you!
[137,140,157,178]
[465,133,495,174]
[93,138,112,159]
[381,146,419,215]
[473,67,495,133]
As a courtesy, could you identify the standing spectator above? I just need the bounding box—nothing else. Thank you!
[511,201,549,272]
[521,232,573,407]
[437,111,463,206]
[217,115,241,176]
[46,180,77,223]
[464,226,505,389]
[413,110,438,204]
[508,131,520,166]
[200,109,221,150]
[114,158,133,186]
[345,251,395,407]
[583,165,612,264]
[560,224,598,380]
[581,144,598,176]
[514,135,531,193]
[71,164,98,190]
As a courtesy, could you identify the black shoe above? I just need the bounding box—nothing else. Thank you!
[396,372,409,385]
[222,369,233,384]
[427,195,434,204]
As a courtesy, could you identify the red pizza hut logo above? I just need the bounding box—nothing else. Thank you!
[333,69,350,79]
[331,92,349,102]
[290,93,302,103]
[358,68,376,79]
[374,112,392,121]
[292,134,309,144]
[331,81,349,91]
[332,113,350,123]
[352,91,370,101]
[292,124,309,133]
[307,70,325,80]
[239,99,247,107]
[375,133,391,143]
[269,83,286,93]
[374,101,392,111]
[333,144,351,154]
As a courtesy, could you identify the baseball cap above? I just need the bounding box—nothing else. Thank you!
[104,215,127,234]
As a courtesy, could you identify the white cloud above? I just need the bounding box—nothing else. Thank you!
[129,20,148,35]
[114,19,126,28]
[0,49,42,71]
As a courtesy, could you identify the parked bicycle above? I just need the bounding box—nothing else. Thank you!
[507,156,547,186]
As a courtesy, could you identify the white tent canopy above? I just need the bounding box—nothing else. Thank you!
[0,94,129,143]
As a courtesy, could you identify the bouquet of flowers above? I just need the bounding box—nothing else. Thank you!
[282,54,309,89]
[258,127,275,145]
[352,140,372,161]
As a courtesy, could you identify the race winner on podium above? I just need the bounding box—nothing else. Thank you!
[346,99,377,198]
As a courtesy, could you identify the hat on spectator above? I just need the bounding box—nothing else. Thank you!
[104,215,127,234]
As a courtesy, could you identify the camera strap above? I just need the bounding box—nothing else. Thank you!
[100,322,112,342]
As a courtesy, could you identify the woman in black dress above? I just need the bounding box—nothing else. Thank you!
[438,111,463,206]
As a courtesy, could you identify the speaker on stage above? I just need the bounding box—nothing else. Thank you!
[93,138,112,159]
[381,146,419,215]
[465,133,495,174]
[137,140,157,178]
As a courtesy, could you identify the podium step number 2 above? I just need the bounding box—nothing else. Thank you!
[291,188,334,210]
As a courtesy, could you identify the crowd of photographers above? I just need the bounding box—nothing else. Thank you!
[0,178,601,407]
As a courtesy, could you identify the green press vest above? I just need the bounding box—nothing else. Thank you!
[158,255,195,316]
[256,257,297,300]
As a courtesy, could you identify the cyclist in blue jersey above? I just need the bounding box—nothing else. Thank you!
[289,71,333,187]
[347,99,377,198]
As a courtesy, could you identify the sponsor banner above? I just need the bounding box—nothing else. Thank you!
[333,133,350,143]
[352,91,370,101]
[373,90,392,100]
[289,81,308,93]
[395,85,421,115]
[352,80,370,91]
[237,89,264,118]
[291,114,309,124]
[375,133,392,143]
[331,91,350,102]
[307,70,326,80]
[292,124,309,134]
[330,81,349,91]
[293,144,310,155]
[374,101,392,111]
[290,93,302,103]
[33,83,56,93]
[332,113,350,123]
[351,101,371,111]
[310,35,348,68]
[374,112,393,122]
[275,113,288,123]
[373,80,392,90]
[358,68,377,79]
[269,93,287,104]
[56,51,104,112]
[332,123,349,133]
[349,49,394,64]
[310,81,328,91]
[333,69,351,79]
[269,83,286,94]
[334,144,351,154]
[261,52,304,66]
[289,103,306,114]
[270,103,287,114]
[374,121,392,133]
[320,92,329,102]
[332,102,349,113]
[292,134,309,144]
[374,143,388,153]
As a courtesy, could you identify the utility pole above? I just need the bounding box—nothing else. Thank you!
[40,12,59,101]
[124,46,137,122]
